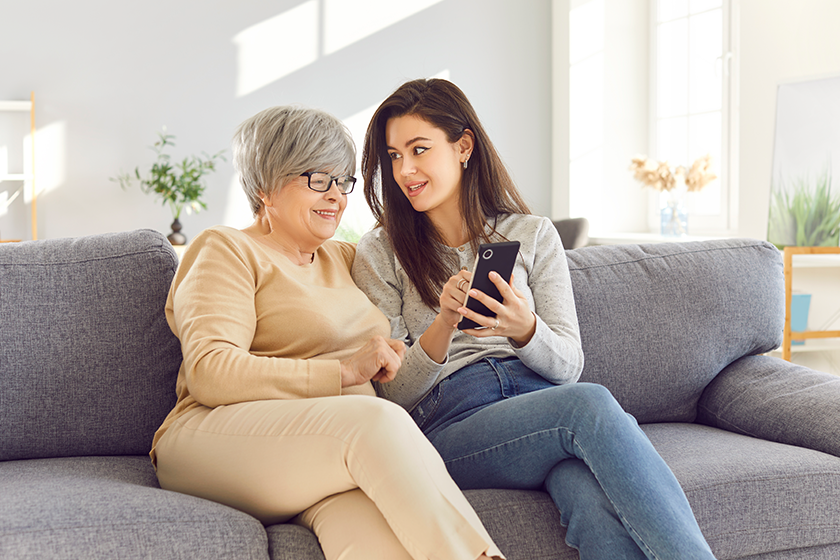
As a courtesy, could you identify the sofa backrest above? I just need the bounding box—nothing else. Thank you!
[0,230,181,461]
[566,238,784,424]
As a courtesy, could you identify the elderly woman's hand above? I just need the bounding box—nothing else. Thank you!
[339,336,406,388]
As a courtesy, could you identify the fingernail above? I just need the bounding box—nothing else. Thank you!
[470,290,477,297]
[489,271,498,279]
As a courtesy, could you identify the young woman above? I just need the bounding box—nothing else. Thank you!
[352,79,716,560]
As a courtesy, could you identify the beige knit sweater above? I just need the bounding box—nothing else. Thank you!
[150,226,389,465]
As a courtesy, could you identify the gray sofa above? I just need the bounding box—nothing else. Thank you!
[1,229,839,560]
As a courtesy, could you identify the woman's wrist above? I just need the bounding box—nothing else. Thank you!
[510,312,538,347]
[419,314,457,364]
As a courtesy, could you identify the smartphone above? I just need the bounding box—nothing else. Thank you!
[457,241,520,331]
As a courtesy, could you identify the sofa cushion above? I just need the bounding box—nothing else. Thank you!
[0,230,182,461]
[643,423,840,560]
[566,239,784,423]
[465,488,574,560]
[266,524,326,560]
[0,456,268,559]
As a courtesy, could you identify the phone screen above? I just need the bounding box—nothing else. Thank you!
[457,241,520,331]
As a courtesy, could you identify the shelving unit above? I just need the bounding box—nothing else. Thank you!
[0,92,37,241]
[781,246,840,361]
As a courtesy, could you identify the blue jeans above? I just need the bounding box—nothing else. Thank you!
[410,357,715,560]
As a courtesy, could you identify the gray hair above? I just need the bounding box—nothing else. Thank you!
[232,105,356,214]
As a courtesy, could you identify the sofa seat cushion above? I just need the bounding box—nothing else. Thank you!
[465,488,573,560]
[0,456,268,560]
[643,423,840,560]
[266,524,325,560]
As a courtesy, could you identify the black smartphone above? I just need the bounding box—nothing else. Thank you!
[457,241,520,331]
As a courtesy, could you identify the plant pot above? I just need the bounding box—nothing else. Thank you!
[167,218,187,246]
[790,293,812,346]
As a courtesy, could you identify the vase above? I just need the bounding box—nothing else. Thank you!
[167,218,187,246]
[660,192,688,237]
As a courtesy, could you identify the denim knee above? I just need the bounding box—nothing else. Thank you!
[560,383,623,417]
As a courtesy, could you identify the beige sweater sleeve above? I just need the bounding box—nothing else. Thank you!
[166,229,341,408]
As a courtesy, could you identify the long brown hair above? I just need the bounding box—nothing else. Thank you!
[362,78,531,309]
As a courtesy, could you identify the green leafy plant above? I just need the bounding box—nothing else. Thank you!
[768,167,840,248]
[112,129,225,220]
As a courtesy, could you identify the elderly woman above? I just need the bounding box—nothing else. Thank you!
[149,106,503,560]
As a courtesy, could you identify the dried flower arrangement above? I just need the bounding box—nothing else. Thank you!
[629,154,717,192]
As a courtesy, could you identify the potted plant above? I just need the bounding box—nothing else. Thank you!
[112,129,225,245]
[767,167,840,248]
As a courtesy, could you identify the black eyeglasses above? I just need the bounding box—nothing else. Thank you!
[300,172,356,194]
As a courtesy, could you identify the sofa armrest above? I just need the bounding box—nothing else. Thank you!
[697,355,840,457]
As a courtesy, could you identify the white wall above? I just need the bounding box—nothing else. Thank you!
[737,0,840,240]
[0,0,552,242]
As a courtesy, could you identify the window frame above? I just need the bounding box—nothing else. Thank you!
[648,0,738,235]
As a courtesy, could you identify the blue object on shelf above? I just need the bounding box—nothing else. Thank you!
[790,293,812,346]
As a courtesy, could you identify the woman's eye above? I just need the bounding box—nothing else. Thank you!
[388,152,401,161]
[413,146,428,156]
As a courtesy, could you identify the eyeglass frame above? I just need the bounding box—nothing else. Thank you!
[298,171,356,194]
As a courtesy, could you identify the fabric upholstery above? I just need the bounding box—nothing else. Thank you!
[266,524,326,560]
[465,489,574,560]
[0,456,268,560]
[698,355,840,458]
[0,230,182,460]
[643,423,840,560]
[566,239,784,423]
[552,218,589,249]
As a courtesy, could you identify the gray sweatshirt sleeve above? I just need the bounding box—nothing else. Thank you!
[352,230,446,410]
[510,217,584,384]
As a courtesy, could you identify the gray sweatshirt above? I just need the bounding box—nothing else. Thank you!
[352,213,584,412]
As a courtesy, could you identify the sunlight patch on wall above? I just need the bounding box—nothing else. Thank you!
[323,0,444,55]
[24,120,67,202]
[233,0,319,97]
[235,1,445,97]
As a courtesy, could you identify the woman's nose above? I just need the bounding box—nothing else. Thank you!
[399,157,415,177]
[324,179,342,200]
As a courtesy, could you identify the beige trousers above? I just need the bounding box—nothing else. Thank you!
[155,395,504,560]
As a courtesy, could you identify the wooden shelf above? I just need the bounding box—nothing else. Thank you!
[0,174,31,182]
[771,339,840,355]
[782,246,840,361]
[0,100,32,111]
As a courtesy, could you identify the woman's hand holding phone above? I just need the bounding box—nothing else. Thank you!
[457,271,536,345]
[439,269,474,329]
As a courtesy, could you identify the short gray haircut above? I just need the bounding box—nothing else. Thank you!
[232,105,356,214]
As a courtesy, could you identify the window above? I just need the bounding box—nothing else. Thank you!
[651,0,736,233]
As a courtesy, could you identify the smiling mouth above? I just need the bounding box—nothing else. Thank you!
[314,210,337,219]
[406,182,427,193]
